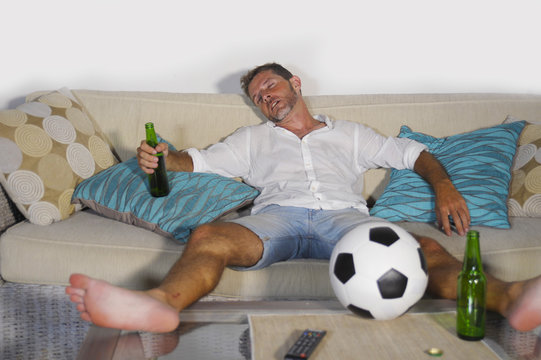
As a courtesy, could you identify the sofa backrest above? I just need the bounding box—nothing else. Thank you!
[31,91,541,202]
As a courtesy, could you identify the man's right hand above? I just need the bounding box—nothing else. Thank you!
[136,140,169,174]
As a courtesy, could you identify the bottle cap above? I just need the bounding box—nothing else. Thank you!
[426,347,443,356]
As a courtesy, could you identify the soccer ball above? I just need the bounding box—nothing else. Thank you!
[329,221,428,320]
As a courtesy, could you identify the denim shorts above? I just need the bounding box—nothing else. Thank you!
[227,204,385,271]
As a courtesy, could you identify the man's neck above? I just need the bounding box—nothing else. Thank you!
[275,101,324,139]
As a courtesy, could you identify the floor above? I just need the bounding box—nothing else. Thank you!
[0,282,90,359]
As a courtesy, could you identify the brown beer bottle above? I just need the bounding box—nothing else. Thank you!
[145,122,170,197]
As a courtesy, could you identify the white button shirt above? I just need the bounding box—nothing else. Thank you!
[187,115,427,215]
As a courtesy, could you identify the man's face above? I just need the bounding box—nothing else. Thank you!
[247,70,299,124]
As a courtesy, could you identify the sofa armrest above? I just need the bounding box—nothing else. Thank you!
[0,184,24,235]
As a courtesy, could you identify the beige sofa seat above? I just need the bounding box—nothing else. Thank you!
[1,91,541,299]
[2,210,541,300]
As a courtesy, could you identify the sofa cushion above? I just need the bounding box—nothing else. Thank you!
[505,117,541,217]
[0,209,336,297]
[370,122,525,228]
[71,156,259,242]
[0,88,118,225]
[397,219,541,282]
[1,210,539,292]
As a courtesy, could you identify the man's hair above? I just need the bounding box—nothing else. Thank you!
[240,63,294,99]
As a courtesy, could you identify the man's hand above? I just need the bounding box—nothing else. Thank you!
[414,151,471,236]
[136,140,194,173]
[433,179,470,236]
[136,140,169,174]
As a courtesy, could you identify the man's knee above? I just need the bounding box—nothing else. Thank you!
[188,223,228,252]
[412,233,459,270]
[188,222,263,266]
[190,223,216,241]
[411,233,447,257]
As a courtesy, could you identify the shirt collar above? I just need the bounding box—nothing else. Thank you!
[265,114,334,129]
[314,114,334,129]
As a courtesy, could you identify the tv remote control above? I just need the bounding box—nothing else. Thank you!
[284,329,326,359]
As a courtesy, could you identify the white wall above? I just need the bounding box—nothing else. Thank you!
[2,0,540,109]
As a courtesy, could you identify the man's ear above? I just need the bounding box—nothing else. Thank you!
[290,75,302,93]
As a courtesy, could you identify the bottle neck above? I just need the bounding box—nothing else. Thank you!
[145,123,159,148]
[462,233,483,272]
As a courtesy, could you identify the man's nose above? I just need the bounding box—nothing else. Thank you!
[262,91,272,103]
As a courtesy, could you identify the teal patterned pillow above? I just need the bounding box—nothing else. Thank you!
[72,142,259,242]
[370,122,525,228]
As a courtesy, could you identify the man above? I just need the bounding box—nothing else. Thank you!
[66,63,541,334]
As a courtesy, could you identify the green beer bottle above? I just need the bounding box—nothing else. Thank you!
[145,122,170,197]
[456,230,487,340]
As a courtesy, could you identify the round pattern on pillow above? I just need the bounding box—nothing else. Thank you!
[17,101,52,118]
[0,138,23,173]
[523,194,541,215]
[28,201,62,225]
[513,144,536,170]
[507,120,541,217]
[519,124,541,145]
[7,170,45,204]
[15,124,53,157]
[58,188,75,219]
[0,89,118,225]
[67,143,96,179]
[507,199,522,216]
[89,135,116,169]
[525,166,541,194]
[43,115,77,144]
[0,109,27,127]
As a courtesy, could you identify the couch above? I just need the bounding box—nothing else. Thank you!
[1,90,541,300]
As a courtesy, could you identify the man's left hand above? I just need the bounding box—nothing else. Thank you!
[434,179,470,236]
[413,151,471,236]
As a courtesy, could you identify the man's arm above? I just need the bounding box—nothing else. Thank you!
[413,150,470,236]
[137,141,194,174]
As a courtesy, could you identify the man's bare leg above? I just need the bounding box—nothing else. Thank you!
[416,234,541,332]
[66,222,263,333]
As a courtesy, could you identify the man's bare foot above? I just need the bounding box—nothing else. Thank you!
[506,275,541,332]
[65,274,180,333]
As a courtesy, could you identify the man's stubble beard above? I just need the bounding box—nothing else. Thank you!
[269,86,299,124]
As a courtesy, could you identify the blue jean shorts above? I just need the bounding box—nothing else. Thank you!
[227,205,384,271]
